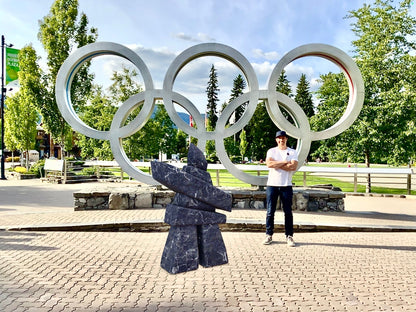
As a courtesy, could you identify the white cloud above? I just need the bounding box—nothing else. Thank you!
[197,33,216,42]
[174,32,200,43]
[2,0,377,117]
[310,77,323,93]
[252,49,280,61]
[251,61,275,88]
[173,32,216,43]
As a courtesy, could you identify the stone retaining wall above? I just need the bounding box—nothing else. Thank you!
[74,185,345,212]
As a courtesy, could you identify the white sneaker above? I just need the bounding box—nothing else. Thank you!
[286,236,295,247]
[263,235,272,245]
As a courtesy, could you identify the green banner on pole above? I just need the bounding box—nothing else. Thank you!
[5,47,20,85]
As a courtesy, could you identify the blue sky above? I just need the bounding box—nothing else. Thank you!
[1,0,415,113]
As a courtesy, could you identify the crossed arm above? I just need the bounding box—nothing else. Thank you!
[266,157,298,171]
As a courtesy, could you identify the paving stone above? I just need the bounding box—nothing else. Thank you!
[1,232,416,311]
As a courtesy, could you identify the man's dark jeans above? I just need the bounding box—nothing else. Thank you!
[266,186,293,237]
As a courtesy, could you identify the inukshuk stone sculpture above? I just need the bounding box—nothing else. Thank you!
[151,143,232,274]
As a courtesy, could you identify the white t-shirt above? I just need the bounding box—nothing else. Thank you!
[266,146,298,186]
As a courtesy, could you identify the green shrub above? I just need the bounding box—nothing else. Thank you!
[230,155,242,163]
[29,159,45,177]
[206,155,219,163]
[66,157,84,166]
[80,166,97,176]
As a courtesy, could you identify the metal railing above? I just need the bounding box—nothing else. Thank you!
[67,161,415,194]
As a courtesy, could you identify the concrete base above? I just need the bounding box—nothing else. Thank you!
[74,185,345,212]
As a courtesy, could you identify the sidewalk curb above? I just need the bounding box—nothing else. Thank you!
[2,220,416,233]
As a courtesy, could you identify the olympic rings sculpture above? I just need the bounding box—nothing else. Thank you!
[56,42,364,186]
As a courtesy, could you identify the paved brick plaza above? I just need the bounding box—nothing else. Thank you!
[1,231,415,311]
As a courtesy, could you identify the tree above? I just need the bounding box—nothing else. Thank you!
[294,74,314,118]
[276,70,293,97]
[4,46,43,169]
[205,64,219,158]
[275,70,296,147]
[310,72,351,162]
[77,66,144,160]
[37,0,97,157]
[239,128,248,162]
[206,64,219,130]
[76,86,116,160]
[229,74,247,123]
[222,74,247,161]
[175,130,188,158]
[153,104,178,158]
[4,93,38,170]
[125,104,178,160]
[246,101,278,161]
[4,94,21,164]
[108,65,143,105]
[345,0,416,168]
[244,71,291,162]
[311,0,416,191]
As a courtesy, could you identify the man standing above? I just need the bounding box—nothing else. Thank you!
[263,130,298,247]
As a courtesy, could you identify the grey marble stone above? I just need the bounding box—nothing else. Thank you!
[187,143,207,171]
[182,165,212,183]
[164,204,226,226]
[151,161,232,212]
[160,225,199,274]
[171,193,215,212]
[153,143,231,274]
[197,224,228,267]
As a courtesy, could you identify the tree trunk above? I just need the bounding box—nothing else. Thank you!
[25,149,29,171]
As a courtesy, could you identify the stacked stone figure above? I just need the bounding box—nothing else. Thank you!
[151,144,232,274]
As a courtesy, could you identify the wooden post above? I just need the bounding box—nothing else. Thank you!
[354,173,358,193]
[407,163,412,195]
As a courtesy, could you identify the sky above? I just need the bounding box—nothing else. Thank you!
[1,0,415,114]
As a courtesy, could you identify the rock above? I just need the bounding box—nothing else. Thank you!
[109,193,129,210]
[135,192,153,208]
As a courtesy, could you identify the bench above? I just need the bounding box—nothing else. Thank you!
[41,159,65,183]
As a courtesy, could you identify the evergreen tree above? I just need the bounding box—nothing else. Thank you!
[205,64,219,130]
[246,101,278,161]
[229,74,247,123]
[223,74,247,159]
[276,70,292,97]
[275,70,296,146]
[205,65,219,158]
[294,74,314,118]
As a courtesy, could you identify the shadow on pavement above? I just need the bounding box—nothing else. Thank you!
[0,232,59,251]
[299,241,416,252]
[297,210,416,222]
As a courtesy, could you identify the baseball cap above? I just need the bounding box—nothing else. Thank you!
[275,130,288,138]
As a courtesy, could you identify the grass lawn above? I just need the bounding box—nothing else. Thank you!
[120,165,416,196]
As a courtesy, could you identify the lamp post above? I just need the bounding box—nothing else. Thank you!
[1,35,13,180]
